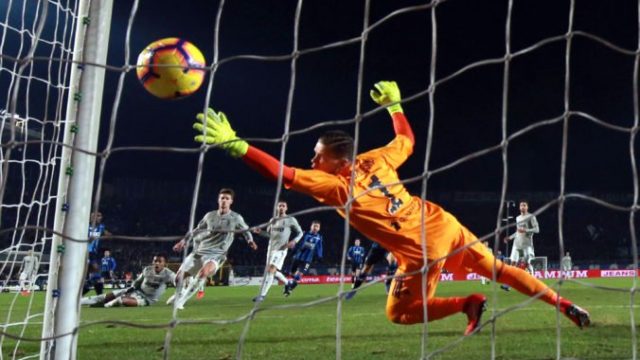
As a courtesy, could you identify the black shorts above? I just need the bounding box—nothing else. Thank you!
[88,252,100,265]
[364,243,387,267]
[350,262,363,273]
[289,259,311,275]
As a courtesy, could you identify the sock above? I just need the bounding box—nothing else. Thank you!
[177,277,206,307]
[260,273,274,297]
[527,264,535,275]
[387,296,466,324]
[475,257,568,310]
[274,271,288,284]
[104,296,122,308]
[80,294,106,305]
[290,279,298,290]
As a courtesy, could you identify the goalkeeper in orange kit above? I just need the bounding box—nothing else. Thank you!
[191,81,590,335]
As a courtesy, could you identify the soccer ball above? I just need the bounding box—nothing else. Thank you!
[136,38,206,99]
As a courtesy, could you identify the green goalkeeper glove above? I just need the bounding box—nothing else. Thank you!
[370,81,403,115]
[193,108,249,158]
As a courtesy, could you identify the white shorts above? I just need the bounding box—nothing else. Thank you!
[178,253,225,276]
[19,271,34,282]
[267,250,287,270]
[125,290,151,306]
[510,246,535,263]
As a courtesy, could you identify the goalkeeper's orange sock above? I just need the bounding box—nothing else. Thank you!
[386,296,467,324]
[479,258,572,311]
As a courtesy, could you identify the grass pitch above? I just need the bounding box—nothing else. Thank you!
[1,278,638,359]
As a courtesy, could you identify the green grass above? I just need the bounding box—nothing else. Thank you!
[1,278,639,359]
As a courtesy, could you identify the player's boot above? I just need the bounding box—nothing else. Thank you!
[283,280,296,297]
[463,293,487,336]
[196,290,205,300]
[352,276,364,290]
[500,284,510,291]
[565,304,591,329]
[345,274,367,300]
[252,295,265,303]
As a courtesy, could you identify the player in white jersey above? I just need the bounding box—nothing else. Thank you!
[252,200,303,302]
[504,200,539,274]
[170,188,257,309]
[19,250,39,294]
[80,254,175,307]
[561,251,572,272]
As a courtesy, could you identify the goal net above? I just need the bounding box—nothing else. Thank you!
[1,0,638,359]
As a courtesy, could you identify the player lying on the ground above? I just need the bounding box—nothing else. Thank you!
[80,254,175,307]
[190,80,590,335]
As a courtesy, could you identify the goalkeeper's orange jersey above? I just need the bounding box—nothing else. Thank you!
[289,135,473,269]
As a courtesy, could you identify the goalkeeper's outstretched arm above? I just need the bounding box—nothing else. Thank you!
[369,80,415,145]
[192,107,296,184]
[192,80,414,182]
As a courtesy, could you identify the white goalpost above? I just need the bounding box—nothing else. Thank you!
[0,0,112,359]
[1,0,639,359]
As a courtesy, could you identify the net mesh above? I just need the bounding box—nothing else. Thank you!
[0,0,639,359]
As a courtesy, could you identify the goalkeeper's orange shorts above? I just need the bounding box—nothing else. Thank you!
[385,224,496,321]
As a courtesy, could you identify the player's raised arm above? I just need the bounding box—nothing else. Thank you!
[370,81,415,145]
[193,108,295,185]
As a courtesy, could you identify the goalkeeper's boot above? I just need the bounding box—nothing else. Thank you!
[565,304,591,329]
[463,293,487,336]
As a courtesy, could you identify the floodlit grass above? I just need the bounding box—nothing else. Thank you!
[1,278,639,359]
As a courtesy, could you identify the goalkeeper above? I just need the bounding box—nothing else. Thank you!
[192,81,590,335]
[80,254,175,307]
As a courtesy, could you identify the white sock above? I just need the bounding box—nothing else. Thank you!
[274,271,288,284]
[260,273,275,297]
[104,296,122,308]
[81,294,106,305]
[177,277,206,307]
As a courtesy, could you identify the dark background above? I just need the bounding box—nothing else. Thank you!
[2,0,639,273]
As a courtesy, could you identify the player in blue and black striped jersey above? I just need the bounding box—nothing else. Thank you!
[284,220,323,296]
[84,211,111,295]
[347,238,366,283]
[100,250,118,288]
